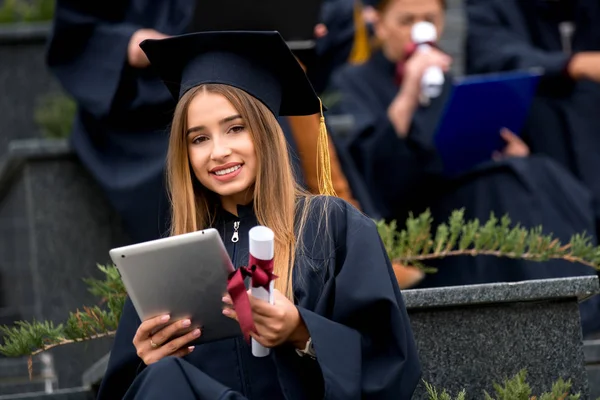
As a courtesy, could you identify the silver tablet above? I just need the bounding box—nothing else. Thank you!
[109,228,242,344]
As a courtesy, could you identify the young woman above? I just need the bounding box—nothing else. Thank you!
[96,31,421,400]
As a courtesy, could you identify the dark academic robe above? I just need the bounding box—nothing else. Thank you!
[46,0,310,243]
[328,50,600,335]
[465,0,600,229]
[312,0,356,94]
[97,197,421,400]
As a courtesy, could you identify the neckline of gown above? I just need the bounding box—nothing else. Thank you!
[215,201,256,224]
[371,50,398,82]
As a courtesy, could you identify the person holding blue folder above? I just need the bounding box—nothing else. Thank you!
[465,0,600,247]
[327,0,600,336]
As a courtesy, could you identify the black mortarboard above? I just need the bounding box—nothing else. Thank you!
[139,31,322,117]
[361,0,381,7]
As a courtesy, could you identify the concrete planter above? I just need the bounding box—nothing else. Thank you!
[404,276,600,399]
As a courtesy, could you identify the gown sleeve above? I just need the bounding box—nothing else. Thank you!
[465,0,571,76]
[46,1,142,118]
[273,198,421,400]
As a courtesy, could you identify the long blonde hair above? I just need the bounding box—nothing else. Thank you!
[166,84,315,299]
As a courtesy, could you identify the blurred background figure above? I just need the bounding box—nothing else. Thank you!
[465,0,600,235]
[324,0,600,336]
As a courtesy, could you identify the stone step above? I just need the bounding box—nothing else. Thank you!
[0,387,93,400]
[0,355,56,396]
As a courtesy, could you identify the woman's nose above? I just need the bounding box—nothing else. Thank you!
[210,140,232,160]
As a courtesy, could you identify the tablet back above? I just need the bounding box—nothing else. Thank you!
[434,70,542,177]
[109,229,241,343]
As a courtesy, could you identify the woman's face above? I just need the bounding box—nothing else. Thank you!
[186,91,257,209]
[375,0,445,62]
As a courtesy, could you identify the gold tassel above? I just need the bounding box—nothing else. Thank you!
[317,98,337,197]
[348,0,371,65]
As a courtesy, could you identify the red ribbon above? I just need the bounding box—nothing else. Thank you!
[395,41,438,86]
[226,255,277,343]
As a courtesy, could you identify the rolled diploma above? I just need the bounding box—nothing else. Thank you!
[249,226,275,357]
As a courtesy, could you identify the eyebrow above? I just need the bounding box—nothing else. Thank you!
[186,114,243,135]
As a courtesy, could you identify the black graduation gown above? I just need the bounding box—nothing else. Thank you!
[311,0,356,94]
[328,51,600,335]
[46,0,309,243]
[97,197,421,400]
[465,0,600,227]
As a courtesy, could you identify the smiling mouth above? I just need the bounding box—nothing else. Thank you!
[212,164,242,176]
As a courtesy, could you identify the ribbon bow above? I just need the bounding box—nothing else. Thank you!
[226,255,277,343]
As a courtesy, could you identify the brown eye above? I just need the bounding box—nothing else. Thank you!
[229,125,245,134]
[399,15,414,26]
[192,136,209,144]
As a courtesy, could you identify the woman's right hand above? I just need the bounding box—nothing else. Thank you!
[401,47,452,98]
[388,48,451,136]
[133,315,201,365]
[128,29,169,68]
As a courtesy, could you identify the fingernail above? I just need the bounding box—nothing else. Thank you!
[160,315,170,322]
[222,308,230,315]
[222,297,228,302]
[193,329,201,337]
[182,319,191,327]
[188,346,195,352]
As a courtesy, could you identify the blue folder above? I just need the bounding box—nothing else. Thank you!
[433,70,542,177]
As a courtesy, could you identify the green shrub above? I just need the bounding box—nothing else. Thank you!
[34,93,76,139]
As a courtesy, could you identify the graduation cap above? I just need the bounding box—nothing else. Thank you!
[139,30,335,196]
[361,0,381,7]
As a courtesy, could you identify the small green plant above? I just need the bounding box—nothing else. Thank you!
[0,0,55,24]
[425,381,466,400]
[0,264,125,377]
[34,92,76,139]
[376,209,600,272]
[426,369,581,400]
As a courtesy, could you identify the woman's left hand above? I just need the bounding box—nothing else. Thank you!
[223,289,309,348]
[493,128,530,160]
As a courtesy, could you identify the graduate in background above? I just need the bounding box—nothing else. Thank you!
[97,30,420,400]
[465,0,600,233]
[46,0,361,243]
[326,0,600,335]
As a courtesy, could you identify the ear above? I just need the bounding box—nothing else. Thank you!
[371,11,387,42]
[362,6,379,25]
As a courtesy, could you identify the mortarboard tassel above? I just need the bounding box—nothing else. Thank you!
[348,0,371,65]
[317,98,337,197]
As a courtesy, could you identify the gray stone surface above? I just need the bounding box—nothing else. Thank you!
[403,276,599,309]
[440,0,465,77]
[0,139,130,392]
[405,277,599,399]
[80,353,109,389]
[0,387,93,400]
[584,339,600,400]
[0,23,61,155]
